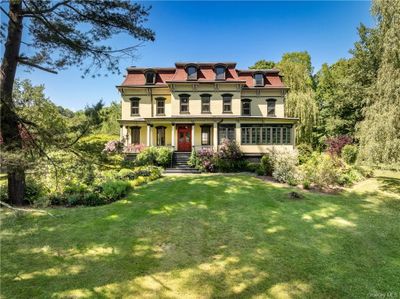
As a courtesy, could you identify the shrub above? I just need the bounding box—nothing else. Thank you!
[271,150,300,185]
[100,180,131,201]
[218,139,243,160]
[196,148,216,172]
[103,140,124,154]
[301,153,341,189]
[216,139,245,172]
[188,149,199,168]
[342,144,358,164]
[297,143,313,164]
[259,154,274,176]
[77,134,118,158]
[24,179,48,204]
[245,162,259,173]
[135,147,172,167]
[155,147,173,167]
[325,135,353,156]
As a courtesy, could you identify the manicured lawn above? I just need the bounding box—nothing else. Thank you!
[1,172,399,298]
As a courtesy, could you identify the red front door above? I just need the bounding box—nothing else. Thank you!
[177,125,192,152]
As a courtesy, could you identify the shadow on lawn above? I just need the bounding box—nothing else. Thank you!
[376,176,400,195]
[1,175,399,298]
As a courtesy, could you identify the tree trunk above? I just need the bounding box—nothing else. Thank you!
[0,1,25,205]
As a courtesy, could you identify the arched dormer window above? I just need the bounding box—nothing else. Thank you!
[186,65,198,80]
[241,99,252,116]
[215,65,226,80]
[254,73,264,86]
[266,98,276,116]
[145,70,156,85]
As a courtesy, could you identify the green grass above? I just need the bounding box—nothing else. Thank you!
[1,172,400,298]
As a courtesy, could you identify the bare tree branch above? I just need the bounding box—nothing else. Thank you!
[18,57,58,74]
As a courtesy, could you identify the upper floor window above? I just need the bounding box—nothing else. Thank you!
[156,97,165,115]
[156,126,166,146]
[201,94,211,113]
[130,97,140,115]
[222,94,232,113]
[179,94,190,113]
[242,99,251,116]
[186,66,198,80]
[254,73,264,86]
[267,99,276,116]
[215,65,226,80]
[145,71,156,85]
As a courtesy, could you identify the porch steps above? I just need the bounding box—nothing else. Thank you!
[164,152,200,174]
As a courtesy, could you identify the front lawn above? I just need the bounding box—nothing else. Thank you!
[1,172,399,298]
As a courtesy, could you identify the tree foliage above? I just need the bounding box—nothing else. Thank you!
[249,59,276,69]
[357,0,400,163]
[277,52,318,145]
[1,0,154,204]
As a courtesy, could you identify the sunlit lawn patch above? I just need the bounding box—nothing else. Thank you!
[1,172,399,298]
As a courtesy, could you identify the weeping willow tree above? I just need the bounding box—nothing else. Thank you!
[357,0,400,164]
[277,52,318,145]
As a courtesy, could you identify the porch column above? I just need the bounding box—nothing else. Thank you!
[146,124,151,146]
[191,124,195,149]
[125,126,130,145]
[235,122,241,145]
[213,122,218,151]
[171,123,176,150]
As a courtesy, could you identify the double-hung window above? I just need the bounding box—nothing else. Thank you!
[130,97,140,116]
[131,127,140,144]
[179,94,190,113]
[156,126,166,146]
[201,94,211,113]
[201,125,211,145]
[156,97,165,115]
[242,99,251,116]
[267,99,276,117]
[222,94,232,113]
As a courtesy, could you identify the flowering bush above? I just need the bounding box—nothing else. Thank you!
[124,143,146,153]
[270,150,300,185]
[103,140,124,154]
[197,148,216,172]
[218,139,243,160]
[325,135,353,156]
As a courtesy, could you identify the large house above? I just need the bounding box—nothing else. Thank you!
[117,62,297,158]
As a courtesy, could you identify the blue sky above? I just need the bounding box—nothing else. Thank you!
[13,1,374,110]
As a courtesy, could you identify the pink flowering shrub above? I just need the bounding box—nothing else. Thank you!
[218,139,243,160]
[103,140,124,154]
[196,148,216,172]
[124,143,146,153]
[325,135,353,156]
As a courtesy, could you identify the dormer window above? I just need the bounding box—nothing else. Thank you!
[254,73,264,86]
[186,66,198,80]
[145,71,156,85]
[215,65,226,80]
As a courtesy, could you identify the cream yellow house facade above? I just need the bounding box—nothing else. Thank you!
[117,62,297,156]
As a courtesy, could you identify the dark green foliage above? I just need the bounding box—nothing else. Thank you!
[245,162,259,173]
[342,145,358,164]
[135,147,173,167]
[296,143,313,164]
[259,154,274,176]
[24,179,47,204]
[99,180,131,201]
[249,60,276,69]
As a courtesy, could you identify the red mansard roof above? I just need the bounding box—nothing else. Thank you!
[119,62,287,89]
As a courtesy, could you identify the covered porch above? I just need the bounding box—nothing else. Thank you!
[120,121,225,153]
